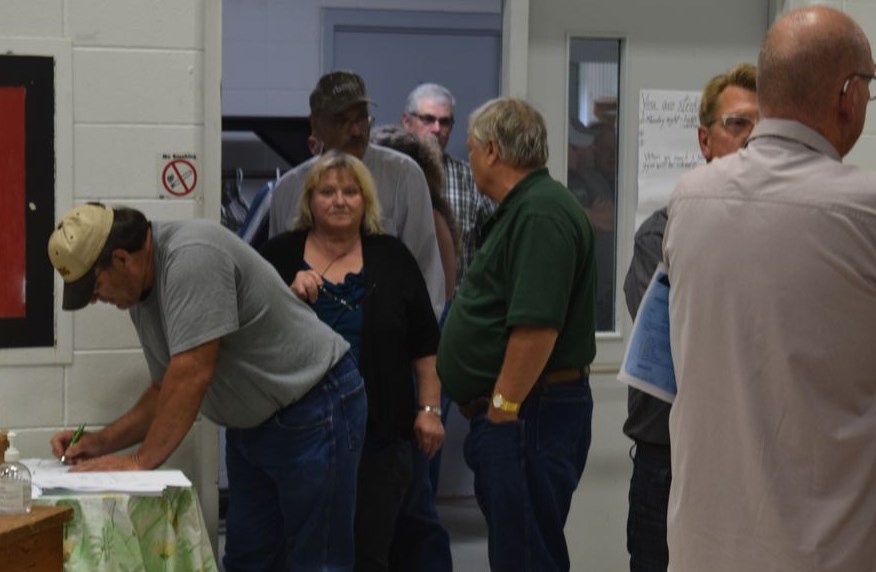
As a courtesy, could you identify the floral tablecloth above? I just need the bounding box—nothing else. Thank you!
[35,486,217,572]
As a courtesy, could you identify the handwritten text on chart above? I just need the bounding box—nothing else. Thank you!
[640,91,699,115]
[639,91,700,133]
[637,89,705,211]
[639,151,703,175]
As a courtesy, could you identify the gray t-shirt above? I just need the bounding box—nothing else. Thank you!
[130,220,350,428]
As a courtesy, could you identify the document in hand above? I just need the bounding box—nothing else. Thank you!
[617,262,676,403]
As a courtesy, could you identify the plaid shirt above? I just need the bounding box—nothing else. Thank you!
[444,154,496,284]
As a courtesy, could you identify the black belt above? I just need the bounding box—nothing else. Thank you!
[458,366,591,420]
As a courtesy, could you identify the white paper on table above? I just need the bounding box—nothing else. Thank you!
[617,263,677,403]
[22,458,191,495]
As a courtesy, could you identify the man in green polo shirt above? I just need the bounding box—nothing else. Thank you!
[437,97,596,571]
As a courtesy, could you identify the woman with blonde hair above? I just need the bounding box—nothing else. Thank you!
[260,150,445,571]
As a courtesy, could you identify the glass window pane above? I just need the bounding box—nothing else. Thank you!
[568,38,621,332]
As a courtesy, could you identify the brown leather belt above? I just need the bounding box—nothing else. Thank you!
[458,366,591,420]
[537,366,590,385]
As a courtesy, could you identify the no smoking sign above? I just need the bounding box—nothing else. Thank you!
[158,153,199,198]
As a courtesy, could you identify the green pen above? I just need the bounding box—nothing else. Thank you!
[60,423,86,464]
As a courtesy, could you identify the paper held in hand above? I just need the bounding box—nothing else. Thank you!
[617,262,676,403]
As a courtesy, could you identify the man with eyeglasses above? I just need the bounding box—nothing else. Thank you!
[664,7,876,571]
[394,83,491,572]
[402,83,496,286]
[622,62,757,572]
[270,71,445,316]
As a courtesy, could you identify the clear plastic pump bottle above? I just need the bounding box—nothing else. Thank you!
[0,431,32,514]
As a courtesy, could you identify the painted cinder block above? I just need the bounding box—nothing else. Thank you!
[73,49,203,124]
[67,0,203,49]
[67,351,151,425]
[73,304,141,351]
[0,366,63,427]
[75,125,203,200]
[0,0,63,37]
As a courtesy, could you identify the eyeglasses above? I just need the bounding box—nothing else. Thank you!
[317,285,363,311]
[328,111,374,132]
[713,113,758,136]
[316,282,375,312]
[840,72,876,101]
[410,112,454,128]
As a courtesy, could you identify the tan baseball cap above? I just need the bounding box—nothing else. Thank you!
[47,203,114,310]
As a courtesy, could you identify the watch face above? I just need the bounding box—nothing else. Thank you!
[491,392,519,412]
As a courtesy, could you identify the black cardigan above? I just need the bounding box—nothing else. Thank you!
[260,231,440,440]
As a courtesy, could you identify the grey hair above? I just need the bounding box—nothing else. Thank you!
[404,83,456,114]
[468,97,549,169]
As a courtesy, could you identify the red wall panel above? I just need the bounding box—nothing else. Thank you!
[0,87,26,318]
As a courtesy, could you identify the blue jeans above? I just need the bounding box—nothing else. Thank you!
[389,441,453,572]
[463,377,593,572]
[223,353,367,572]
[627,443,671,572]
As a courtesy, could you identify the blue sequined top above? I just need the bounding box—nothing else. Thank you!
[309,266,365,362]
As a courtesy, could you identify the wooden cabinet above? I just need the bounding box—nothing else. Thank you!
[0,505,72,571]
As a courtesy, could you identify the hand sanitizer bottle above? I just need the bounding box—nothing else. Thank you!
[0,431,32,514]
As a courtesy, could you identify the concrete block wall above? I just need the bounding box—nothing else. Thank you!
[0,0,221,543]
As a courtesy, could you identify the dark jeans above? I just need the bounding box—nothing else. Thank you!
[223,353,367,572]
[627,443,671,572]
[390,325,453,572]
[389,441,453,572]
[463,377,593,572]
[355,437,413,572]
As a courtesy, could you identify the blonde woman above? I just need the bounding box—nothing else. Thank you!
[260,150,445,571]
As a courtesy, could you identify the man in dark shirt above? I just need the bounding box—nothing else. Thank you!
[438,97,596,571]
[623,63,757,572]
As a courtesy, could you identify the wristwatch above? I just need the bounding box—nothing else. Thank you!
[418,405,442,416]
[491,392,521,413]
